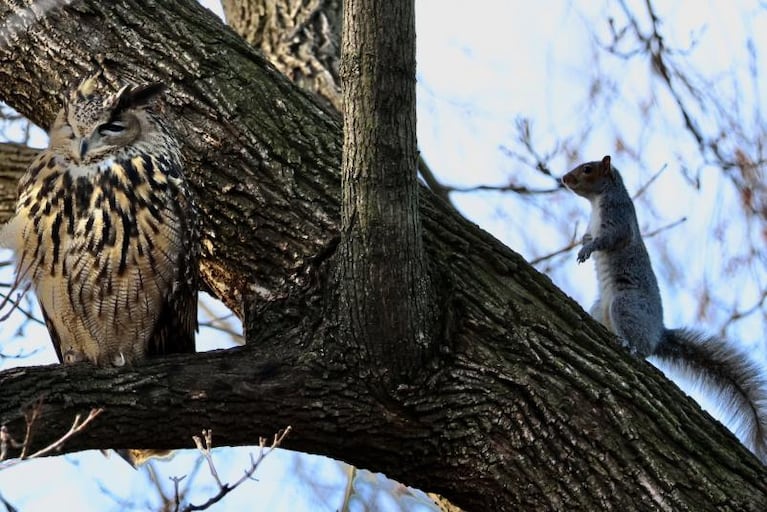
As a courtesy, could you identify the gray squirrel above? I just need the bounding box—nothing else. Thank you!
[562,155,767,463]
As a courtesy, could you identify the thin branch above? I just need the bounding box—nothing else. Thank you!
[0,283,36,323]
[529,239,581,266]
[417,155,456,210]
[23,408,103,459]
[19,398,43,459]
[339,464,356,512]
[145,461,175,511]
[170,474,188,512]
[197,320,243,344]
[198,301,243,343]
[642,216,687,239]
[180,426,292,512]
[0,493,18,512]
[192,429,222,489]
[446,183,560,195]
[722,288,767,330]
[0,406,103,469]
[632,163,668,199]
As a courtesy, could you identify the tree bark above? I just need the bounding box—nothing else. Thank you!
[0,142,33,222]
[0,1,764,510]
[221,0,456,210]
[221,0,342,111]
[336,0,435,384]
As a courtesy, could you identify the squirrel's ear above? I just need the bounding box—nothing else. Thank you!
[600,155,613,178]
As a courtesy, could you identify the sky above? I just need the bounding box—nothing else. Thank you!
[1,0,766,510]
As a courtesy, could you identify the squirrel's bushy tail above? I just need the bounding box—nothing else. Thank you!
[655,328,767,463]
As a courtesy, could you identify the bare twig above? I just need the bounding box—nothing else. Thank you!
[198,301,244,344]
[197,321,244,343]
[145,461,175,511]
[642,216,687,239]
[632,162,668,199]
[722,288,767,331]
[0,492,18,512]
[192,429,222,488]
[339,464,356,512]
[446,183,560,195]
[179,426,292,512]
[0,406,103,470]
[417,155,456,210]
[0,283,34,323]
[24,408,103,460]
[19,398,44,459]
[529,238,582,266]
[170,474,187,512]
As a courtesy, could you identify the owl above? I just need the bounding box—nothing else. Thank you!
[1,75,198,366]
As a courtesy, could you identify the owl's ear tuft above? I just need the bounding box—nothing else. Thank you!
[76,73,101,99]
[112,83,167,112]
[70,73,102,105]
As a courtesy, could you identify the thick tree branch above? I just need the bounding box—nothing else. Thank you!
[222,0,342,111]
[0,0,764,509]
[1,282,766,510]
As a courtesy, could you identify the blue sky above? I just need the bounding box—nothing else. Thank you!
[1,0,766,510]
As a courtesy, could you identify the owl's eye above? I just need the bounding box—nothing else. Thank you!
[98,122,126,136]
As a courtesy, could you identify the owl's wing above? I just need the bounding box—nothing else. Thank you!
[146,170,198,357]
[146,281,197,357]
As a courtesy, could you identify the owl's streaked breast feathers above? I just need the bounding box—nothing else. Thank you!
[2,75,198,366]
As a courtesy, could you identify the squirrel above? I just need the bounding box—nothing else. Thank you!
[562,155,767,463]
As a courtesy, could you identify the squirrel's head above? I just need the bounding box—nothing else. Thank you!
[562,155,616,198]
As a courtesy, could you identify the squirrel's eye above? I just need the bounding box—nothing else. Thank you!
[582,165,592,174]
[98,122,126,136]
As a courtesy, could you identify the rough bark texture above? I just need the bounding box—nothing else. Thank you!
[223,3,459,509]
[0,142,32,222]
[336,0,434,383]
[0,1,764,510]
[221,0,455,209]
[221,0,342,110]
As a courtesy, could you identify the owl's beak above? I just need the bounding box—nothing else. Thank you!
[78,138,89,160]
[69,137,89,163]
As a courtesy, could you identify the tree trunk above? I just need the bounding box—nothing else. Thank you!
[221,0,455,208]
[0,1,765,510]
[336,0,435,384]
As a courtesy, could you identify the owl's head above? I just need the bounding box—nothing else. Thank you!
[58,75,167,163]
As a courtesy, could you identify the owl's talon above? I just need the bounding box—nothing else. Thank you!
[112,352,127,367]
[63,349,84,364]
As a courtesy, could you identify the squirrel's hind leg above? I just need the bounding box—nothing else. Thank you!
[589,298,610,327]
[608,292,664,357]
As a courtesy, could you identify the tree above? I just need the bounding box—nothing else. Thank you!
[0,1,766,510]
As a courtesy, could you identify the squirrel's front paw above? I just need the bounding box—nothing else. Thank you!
[577,245,592,263]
